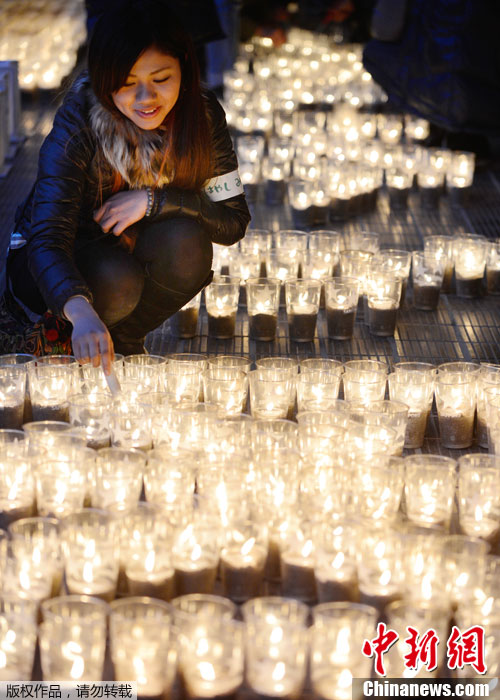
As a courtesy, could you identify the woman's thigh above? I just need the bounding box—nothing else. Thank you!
[75,236,144,326]
[133,216,213,294]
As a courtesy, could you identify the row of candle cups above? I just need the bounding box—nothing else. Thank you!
[214,229,500,299]
[3,446,500,606]
[182,237,500,341]
[2,515,500,693]
[0,355,499,451]
[3,592,487,697]
[238,147,475,220]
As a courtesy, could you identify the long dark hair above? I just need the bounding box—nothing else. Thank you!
[87,0,212,190]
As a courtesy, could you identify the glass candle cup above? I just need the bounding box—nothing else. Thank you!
[35,455,92,519]
[457,454,500,543]
[404,455,457,529]
[220,519,268,603]
[239,228,273,276]
[245,277,281,341]
[61,508,119,601]
[486,239,500,295]
[424,235,454,293]
[249,368,296,421]
[446,150,475,189]
[109,395,153,451]
[27,361,79,422]
[313,520,360,604]
[297,368,342,413]
[8,516,62,601]
[171,291,202,339]
[324,277,360,340]
[417,170,444,209]
[356,524,404,615]
[280,519,317,604]
[386,167,412,209]
[309,230,342,274]
[389,362,436,449]
[310,602,378,700]
[204,275,240,339]
[162,361,203,405]
[285,279,321,342]
[411,251,445,311]
[435,362,480,448]
[0,596,38,680]
[171,520,220,596]
[92,447,145,513]
[485,386,500,454]
[287,178,314,228]
[39,595,109,682]
[0,450,35,528]
[342,360,388,404]
[348,400,409,457]
[178,617,245,699]
[110,597,176,698]
[373,249,411,306]
[366,270,402,337]
[475,365,500,448]
[68,392,112,450]
[245,619,309,699]
[384,600,451,678]
[0,366,26,430]
[201,367,248,418]
[453,235,488,298]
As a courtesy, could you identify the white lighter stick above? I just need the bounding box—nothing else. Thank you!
[104,366,121,396]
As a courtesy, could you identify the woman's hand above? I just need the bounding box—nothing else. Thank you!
[63,296,114,374]
[93,190,149,235]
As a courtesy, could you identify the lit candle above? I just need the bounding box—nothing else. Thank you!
[220,534,267,603]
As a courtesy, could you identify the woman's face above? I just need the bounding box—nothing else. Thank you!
[112,46,182,130]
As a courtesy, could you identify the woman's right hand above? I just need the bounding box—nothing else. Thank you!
[63,296,114,374]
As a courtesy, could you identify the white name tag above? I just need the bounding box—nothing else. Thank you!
[204,169,244,202]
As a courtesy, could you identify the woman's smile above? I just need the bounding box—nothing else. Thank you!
[112,46,182,129]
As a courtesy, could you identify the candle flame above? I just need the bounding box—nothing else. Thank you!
[301,539,313,558]
[198,661,216,681]
[272,661,286,682]
[241,537,256,557]
[145,549,156,573]
[270,626,283,644]
[191,544,202,562]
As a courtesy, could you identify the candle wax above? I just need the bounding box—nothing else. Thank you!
[172,307,199,338]
[413,284,441,311]
[326,307,356,340]
[287,313,317,343]
[174,564,217,596]
[249,313,278,341]
[126,571,176,601]
[438,413,474,449]
[220,549,266,603]
[281,554,317,604]
[207,313,236,339]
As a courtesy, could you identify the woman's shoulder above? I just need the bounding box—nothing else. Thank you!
[54,71,95,126]
[202,88,227,125]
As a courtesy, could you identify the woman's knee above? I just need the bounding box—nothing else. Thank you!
[77,249,144,326]
[137,217,213,294]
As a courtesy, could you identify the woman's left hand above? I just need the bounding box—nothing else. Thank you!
[93,190,149,235]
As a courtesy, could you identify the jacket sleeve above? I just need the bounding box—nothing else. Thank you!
[24,85,95,317]
[151,92,251,246]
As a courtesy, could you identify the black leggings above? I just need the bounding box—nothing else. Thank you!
[7,216,213,345]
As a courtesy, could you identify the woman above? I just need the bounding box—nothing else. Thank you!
[6,0,250,372]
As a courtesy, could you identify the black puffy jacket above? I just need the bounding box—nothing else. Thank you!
[14,75,250,317]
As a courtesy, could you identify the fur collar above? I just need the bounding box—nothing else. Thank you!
[89,96,173,188]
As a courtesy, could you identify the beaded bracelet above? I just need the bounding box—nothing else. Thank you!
[145,187,154,217]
